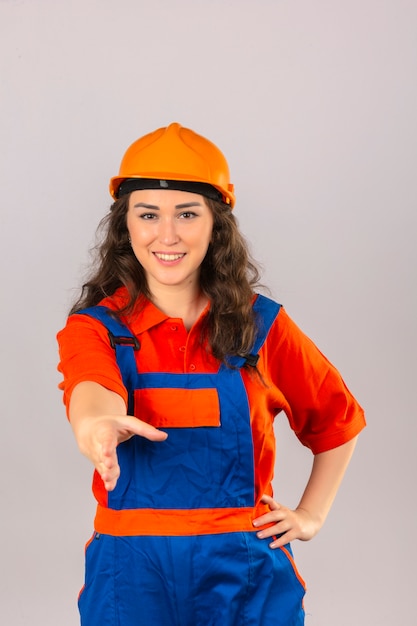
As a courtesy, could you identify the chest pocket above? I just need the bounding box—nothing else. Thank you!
[134,387,220,428]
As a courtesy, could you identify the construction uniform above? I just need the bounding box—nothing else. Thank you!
[57,288,365,626]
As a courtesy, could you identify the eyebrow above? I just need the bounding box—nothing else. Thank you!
[133,202,203,210]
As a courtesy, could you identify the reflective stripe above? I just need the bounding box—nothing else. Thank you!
[94,503,272,537]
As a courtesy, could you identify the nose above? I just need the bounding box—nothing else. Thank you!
[158,217,180,246]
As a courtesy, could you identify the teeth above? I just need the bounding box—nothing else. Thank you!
[155,253,184,261]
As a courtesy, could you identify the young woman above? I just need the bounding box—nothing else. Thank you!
[57,122,365,626]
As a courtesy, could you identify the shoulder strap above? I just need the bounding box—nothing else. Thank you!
[76,306,139,348]
[226,294,281,369]
[75,306,139,413]
[76,295,282,398]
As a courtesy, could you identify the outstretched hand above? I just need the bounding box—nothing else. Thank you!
[77,414,168,491]
[252,494,320,549]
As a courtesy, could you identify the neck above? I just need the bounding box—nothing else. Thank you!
[148,283,208,331]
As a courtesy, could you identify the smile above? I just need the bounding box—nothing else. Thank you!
[154,253,185,261]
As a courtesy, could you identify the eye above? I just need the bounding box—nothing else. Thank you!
[139,212,158,220]
[178,211,197,219]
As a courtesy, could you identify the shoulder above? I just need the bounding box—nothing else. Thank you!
[253,294,296,346]
[97,286,130,310]
[57,310,114,357]
[57,297,130,411]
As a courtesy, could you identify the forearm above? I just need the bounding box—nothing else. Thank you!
[254,436,359,547]
[68,381,130,465]
[296,436,358,527]
[69,381,127,434]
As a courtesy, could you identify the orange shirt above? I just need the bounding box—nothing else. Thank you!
[57,288,365,507]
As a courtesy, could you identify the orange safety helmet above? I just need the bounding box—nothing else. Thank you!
[109,122,235,208]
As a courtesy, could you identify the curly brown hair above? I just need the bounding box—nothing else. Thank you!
[70,196,263,365]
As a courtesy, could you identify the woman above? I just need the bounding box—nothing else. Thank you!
[57,122,365,626]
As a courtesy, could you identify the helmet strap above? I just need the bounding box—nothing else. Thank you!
[117,178,224,203]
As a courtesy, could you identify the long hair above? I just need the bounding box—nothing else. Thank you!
[70,195,263,364]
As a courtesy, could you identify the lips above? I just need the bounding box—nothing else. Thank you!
[154,252,185,261]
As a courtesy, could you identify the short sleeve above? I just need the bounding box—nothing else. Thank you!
[264,307,366,453]
[57,313,128,417]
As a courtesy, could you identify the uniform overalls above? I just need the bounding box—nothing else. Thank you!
[77,295,306,626]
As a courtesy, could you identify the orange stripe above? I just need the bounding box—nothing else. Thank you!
[78,532,96,600]
[94,504,270,537]
[279,545,307,591]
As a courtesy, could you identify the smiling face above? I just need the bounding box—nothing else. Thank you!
[126,188,214,297]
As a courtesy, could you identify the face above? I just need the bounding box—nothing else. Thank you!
[126,188,214,295]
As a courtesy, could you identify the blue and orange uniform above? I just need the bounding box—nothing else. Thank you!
[57,287,365,626]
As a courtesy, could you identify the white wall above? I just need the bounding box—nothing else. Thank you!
[1,1,416,624]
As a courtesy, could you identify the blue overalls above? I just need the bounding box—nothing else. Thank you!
[77,295,306,626]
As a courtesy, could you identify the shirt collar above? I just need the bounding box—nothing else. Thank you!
[129,298,171,335]
[99,286,209,335]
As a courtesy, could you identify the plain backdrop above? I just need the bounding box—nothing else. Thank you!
[1,1,416,624]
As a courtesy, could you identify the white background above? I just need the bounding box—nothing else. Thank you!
[1,1,416,624]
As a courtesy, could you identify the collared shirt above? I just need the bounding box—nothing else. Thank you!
[57,287,365,504]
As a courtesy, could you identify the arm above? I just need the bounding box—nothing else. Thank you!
[69,381,168,491]
[253,436,358,548]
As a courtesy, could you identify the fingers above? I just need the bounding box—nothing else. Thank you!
[252,494,283,527]
[94,416,167,491]
[95,433,120,491]
[256,522,294,549]
[260,494,279,508]
[253,497,288,547]
[76,414,168,492]
[252,494,315,549]
[99,457,120,492]
[120,416,168,443]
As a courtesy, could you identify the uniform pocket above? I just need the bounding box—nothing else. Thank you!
[78,533,117,625]
[278,543,307,592]
[241,534,306,622]
[78,531,97,601]
[134,387,220,427]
